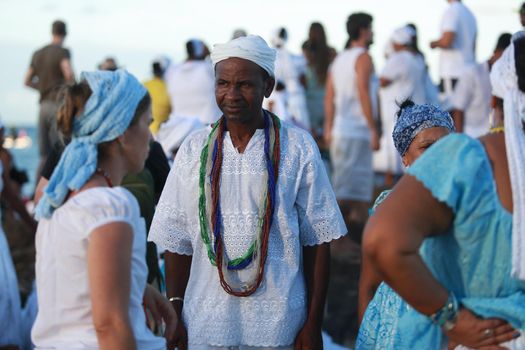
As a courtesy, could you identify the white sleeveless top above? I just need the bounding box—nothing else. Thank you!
[32,187,165,350]
[330,47,379,140]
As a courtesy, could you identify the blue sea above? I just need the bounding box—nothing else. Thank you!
[8,126,39,197]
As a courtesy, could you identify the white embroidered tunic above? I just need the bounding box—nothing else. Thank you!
[149,121,346,346]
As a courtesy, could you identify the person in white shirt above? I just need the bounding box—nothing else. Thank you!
[430,0,477,109]
[451,33,511,137]
[374,26,427,183]
[324,12,379,241]
[164,39,221,125]
[32,70,177,350]
[270,27,311,130]
[149,35,346,350]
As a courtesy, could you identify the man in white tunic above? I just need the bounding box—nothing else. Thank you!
[374,26,427,183]
[149,35,346,350]
[164,39,221,125]
[430,0,477,110]
[451,33,511,137]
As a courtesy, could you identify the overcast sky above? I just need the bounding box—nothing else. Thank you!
[0,0,523,126]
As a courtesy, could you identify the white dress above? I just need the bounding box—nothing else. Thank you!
[273,47,311,129]
[164,60,222,125]
[0,162,23,348]
[149,122,346,347]
[32,187,166,350]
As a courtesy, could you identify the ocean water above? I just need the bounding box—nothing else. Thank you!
[8,126,39,197]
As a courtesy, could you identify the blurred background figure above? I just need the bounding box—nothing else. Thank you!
[164,39,220,125]
[143,56,172,135]
[374,25,427,189]
[97,57,119,71]
[232,28,247,39]
[155,115,204,162]
[23,20,74,178]
[430,0,477,110]
[271,27,311,129]
[323,12,379,346]
[302,22,336,141]
[0,116,37,350]
[406,23,441,106]
[451,32,511,137]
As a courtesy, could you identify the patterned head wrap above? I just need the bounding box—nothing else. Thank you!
[210,35,276,77]
[392,102,455,157]
[35,69,147,219]
[490,31,525,280]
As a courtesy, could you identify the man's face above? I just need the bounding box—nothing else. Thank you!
[361,25,374,47]
[215,58,274,123]
[521,11,525,27]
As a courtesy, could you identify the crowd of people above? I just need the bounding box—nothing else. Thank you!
[1,0,525,349]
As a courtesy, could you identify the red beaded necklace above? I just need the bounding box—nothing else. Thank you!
[95,168,113,187]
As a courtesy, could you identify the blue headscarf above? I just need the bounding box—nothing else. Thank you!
[35,69,147,220]
[392,103,455,157]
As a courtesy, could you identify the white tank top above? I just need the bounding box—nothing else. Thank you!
[330,47,379,140]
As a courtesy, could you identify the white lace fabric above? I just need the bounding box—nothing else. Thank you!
[149,122,346,346]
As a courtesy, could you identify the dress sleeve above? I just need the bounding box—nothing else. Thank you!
[296,135,347,246]
[406,133,491,222]
[381,54,404,82]
[78,189,138,236]
[148,140,194,255]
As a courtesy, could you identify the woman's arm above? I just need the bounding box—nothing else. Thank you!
[363,175,519,347]
[357,253,382,325]
[363,175,452,315]
[88,222,136,350]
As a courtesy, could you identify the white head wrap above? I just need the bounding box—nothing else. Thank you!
[391,26,414,46]
[490,31,525,280]
[210,35,276,77]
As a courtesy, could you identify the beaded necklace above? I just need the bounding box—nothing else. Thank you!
[198,111,280,297]
[95,168,113,187]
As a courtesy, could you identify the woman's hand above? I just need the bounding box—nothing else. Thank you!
[142,285,178,348]
[446,308,520,349]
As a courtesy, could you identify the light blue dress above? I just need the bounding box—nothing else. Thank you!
[357,134,525,349]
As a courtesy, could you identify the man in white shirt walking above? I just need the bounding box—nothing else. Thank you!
[430,0,477,110]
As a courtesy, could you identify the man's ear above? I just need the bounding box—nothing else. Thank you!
[264,77,276,98]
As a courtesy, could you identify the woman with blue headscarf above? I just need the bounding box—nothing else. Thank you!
[32,70,176,349]
[356,100,455,349]
[360,33,525,349]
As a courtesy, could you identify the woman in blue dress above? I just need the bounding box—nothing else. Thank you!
[359,32,525,349]
[357,100,455,349]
